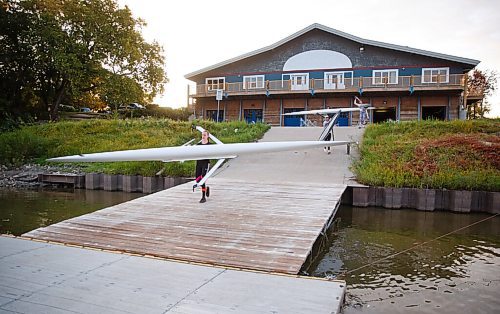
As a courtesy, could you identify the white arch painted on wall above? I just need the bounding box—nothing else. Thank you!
[283,50,352,71]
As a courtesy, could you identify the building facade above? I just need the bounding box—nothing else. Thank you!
[185,24,479,126]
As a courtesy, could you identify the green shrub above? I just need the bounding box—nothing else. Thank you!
[0,119,270,176]
[353,119,500,191]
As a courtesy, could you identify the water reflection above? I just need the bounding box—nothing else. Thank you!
[312,206,500,314]
[0,188,144,236]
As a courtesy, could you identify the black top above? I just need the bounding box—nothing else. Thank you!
[197,141,211,165]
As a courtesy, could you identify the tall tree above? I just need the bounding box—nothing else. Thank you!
[0,0,40,120]
[467,69,498,119]
[0,0,167,120]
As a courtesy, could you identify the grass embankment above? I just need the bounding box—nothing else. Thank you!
[353,119,500,191]
[0,119,270,177]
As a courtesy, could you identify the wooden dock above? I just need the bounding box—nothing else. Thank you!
[23,178,346,275]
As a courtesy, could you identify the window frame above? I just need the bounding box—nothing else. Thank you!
[205,77,225,91]
[421,67,449,83]
[205,109,225,122]
[242,75,265,90]
[372,69,399,85]
[285,73,309,90]
[324,71,348,89]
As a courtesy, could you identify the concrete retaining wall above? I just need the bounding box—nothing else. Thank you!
[349,186,499,214]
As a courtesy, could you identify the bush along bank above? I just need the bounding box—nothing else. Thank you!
[352,119,500,192]
[0,119,270,178]
[350,119,499,212]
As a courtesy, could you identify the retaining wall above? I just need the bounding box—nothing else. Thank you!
[347,186,499,214]
[39,173,191,193]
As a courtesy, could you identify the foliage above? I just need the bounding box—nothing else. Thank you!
[0,0,167,121]
[0,119,270,177]
[116,104,191,121]
[352,119,500,191]
[467,69,498,119]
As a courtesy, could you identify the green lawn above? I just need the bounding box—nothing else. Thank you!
[0,119,270,177]
[353,119,500,191]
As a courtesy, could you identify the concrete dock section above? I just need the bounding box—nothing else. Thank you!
[0,236,345,314]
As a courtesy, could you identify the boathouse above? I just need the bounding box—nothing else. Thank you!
[185,23,480,126]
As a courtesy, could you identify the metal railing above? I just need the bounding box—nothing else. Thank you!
[192,74,465,97]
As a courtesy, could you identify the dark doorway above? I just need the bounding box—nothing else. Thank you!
[422,106,446,120]
[372,108,396,123]
[206,110,224,122]
[244,109,263,123]
[283,108,305,126]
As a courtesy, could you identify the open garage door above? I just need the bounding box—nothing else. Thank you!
[372,108,396,123]
[422,106,446,120]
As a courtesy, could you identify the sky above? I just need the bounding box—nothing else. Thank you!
[117,0,500,117]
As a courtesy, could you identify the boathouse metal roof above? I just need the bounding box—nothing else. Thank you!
[185,23,480,79]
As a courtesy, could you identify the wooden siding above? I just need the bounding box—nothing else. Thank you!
[224,100,240,121]
[401,96,419,121]
[194,93,462,123]
[283,98,306,109]
[307,98,324,126]
[264,99,281,125]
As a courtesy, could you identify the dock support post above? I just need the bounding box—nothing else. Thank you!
[143,176,163,194]
[450,190,471,212]
[164,177,175,189]
[123,175,140,193]
[103,174,118,191]
[85,173,103,190]
[415,189,435,211]
[352,187,369,207]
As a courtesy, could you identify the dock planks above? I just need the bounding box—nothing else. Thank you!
[23,178,346,274]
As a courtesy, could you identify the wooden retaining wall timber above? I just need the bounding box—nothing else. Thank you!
[348,186,499,214]
[38,173,191,193]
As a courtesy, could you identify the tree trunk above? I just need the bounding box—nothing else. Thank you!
[51,79,68,121]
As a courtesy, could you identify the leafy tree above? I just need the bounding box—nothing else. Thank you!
[0,0,40,122]
[467,69,498,119]
[0,0,167,121]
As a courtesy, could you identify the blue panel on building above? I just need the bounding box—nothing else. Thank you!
[337,117,349,126]
[309,71,324,79]
[399,68,422,76]
[353,69,372,77]
[225,75,240,83]
[284,117,301,126]
[266,73,283,81]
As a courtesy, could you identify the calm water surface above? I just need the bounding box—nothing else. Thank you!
[312,206,500,314]
[0,188,144,236]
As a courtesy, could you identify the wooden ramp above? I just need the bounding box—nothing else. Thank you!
[23,178,345,274]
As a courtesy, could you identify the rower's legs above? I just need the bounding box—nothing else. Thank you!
[200,184,207,203]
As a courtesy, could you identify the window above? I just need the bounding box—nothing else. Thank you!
[422,67,449,83]
[206,110,224,122]
[324,72,345,89]
[243,75,265,89]
[288,73,309,90]
[243,109,263,123]
[373,69,398,85]
[205,77,225,91]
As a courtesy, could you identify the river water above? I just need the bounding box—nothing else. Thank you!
[0,188,143,236]
[311,205,500,314]
[1,189,499,313]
